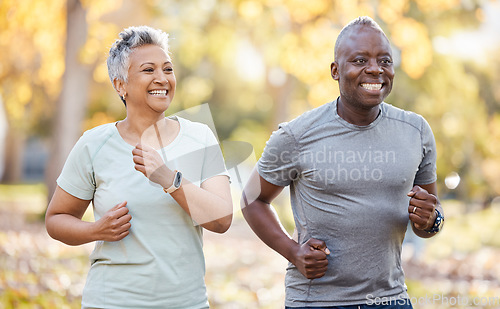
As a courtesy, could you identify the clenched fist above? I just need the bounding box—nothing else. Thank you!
[94,201,132,242]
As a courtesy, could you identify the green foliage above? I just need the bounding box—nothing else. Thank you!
[2,0,498,201]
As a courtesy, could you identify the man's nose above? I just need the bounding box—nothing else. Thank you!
[365,59,383,74]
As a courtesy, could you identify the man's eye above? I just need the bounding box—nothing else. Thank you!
[354,59,366,64]
[380,59,393,65]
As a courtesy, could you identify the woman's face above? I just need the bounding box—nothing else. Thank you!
[122,44,176,113]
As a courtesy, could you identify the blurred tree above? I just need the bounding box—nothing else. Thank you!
[45,0,91,199]
[44,0,135,198]
[0,0,66,183]
[1,0,498,209]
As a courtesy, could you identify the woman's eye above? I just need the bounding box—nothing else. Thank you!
[143,68,154,72]
[164,67,173,72]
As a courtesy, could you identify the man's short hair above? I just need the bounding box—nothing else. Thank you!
[334,16,387,61]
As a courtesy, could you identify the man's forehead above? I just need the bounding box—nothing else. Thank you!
[336,25,390,54]
[343,25,386,41]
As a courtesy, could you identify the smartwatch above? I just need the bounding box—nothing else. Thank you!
[425,208,444,234]
[164,170,182,194]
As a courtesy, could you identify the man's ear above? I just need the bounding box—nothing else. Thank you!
[330,62,339,80]
[113,78,126,96]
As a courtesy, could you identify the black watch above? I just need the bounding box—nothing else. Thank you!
[425,208,444,234]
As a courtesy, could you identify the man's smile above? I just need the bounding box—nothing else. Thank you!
[360,83,382,91]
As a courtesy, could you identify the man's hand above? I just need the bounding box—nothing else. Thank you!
[408,185,437,230]
[132,143,173,188]
[291,238,330,279]
[93,201,132,242]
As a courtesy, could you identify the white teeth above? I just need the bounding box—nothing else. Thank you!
[361,83,382,91]
[149,90,167,96]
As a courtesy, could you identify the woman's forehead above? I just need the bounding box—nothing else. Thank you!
[129,44,171,64]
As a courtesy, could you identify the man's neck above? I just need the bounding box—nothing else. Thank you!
[336,98,381,126]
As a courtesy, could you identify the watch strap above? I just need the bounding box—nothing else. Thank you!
[425,208,444,234]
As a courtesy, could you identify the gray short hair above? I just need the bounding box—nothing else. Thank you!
[107,25,170,85]
[334,16,386,61]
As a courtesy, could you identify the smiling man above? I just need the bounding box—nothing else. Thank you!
[241,16,444,309]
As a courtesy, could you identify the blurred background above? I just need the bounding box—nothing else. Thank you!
[1,0,500,308]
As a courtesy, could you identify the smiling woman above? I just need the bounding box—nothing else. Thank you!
[45,26,233,309]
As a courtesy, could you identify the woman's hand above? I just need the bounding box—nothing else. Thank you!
[132,143,174,188]
[93,201,132,242]
[132,143,232,233]
[46,186,132,245]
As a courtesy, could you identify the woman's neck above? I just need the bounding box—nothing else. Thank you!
[117,114,178,149]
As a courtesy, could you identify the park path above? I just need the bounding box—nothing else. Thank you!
[1,198,500,308]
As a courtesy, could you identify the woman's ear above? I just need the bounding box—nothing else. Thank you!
[330,62,339,80]
[113,78,126,97]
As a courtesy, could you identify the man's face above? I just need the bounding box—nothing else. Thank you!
[331,25,394,110]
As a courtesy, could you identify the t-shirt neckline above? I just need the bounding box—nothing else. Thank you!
[332,98,385,131]
[113,116,183,150]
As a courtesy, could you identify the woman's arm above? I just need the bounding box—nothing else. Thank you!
[172,175,232,233]
[45,186,132,245]
[132,144,232,233]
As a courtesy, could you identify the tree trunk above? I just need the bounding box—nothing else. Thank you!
[271,74,295,129]
[1,126,26,183]
[45,0,91,200]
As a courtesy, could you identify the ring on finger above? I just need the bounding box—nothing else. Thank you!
[412,206,417,214]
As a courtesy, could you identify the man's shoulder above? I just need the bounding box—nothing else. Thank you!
[382,102,427,130]
[280,101,334,136]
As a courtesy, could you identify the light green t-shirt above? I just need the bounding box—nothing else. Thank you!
[57,116,228,309]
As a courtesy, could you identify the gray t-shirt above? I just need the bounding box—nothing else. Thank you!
[258,100,437,307]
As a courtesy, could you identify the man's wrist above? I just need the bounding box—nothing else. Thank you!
[283,239,300,265]
[423,209,438,230]
[424,208,444,234]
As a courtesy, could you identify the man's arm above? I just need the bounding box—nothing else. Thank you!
[408,182,443,238]
[241,167,329,279]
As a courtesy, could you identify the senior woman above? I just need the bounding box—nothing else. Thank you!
[45,26,233,309]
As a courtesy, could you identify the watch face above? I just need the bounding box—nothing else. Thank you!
[174,171,183,188]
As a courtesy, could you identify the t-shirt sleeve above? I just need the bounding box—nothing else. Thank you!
[200,126,229,184]
[414,117,437,185]
[257,124,300,187]
[56,134,96,200]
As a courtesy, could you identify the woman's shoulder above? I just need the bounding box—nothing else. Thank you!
[174,116,210,131]
[173,116,214,138]
[75,122,117,148]
[83,122,116,136]
[173,116,219,146]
